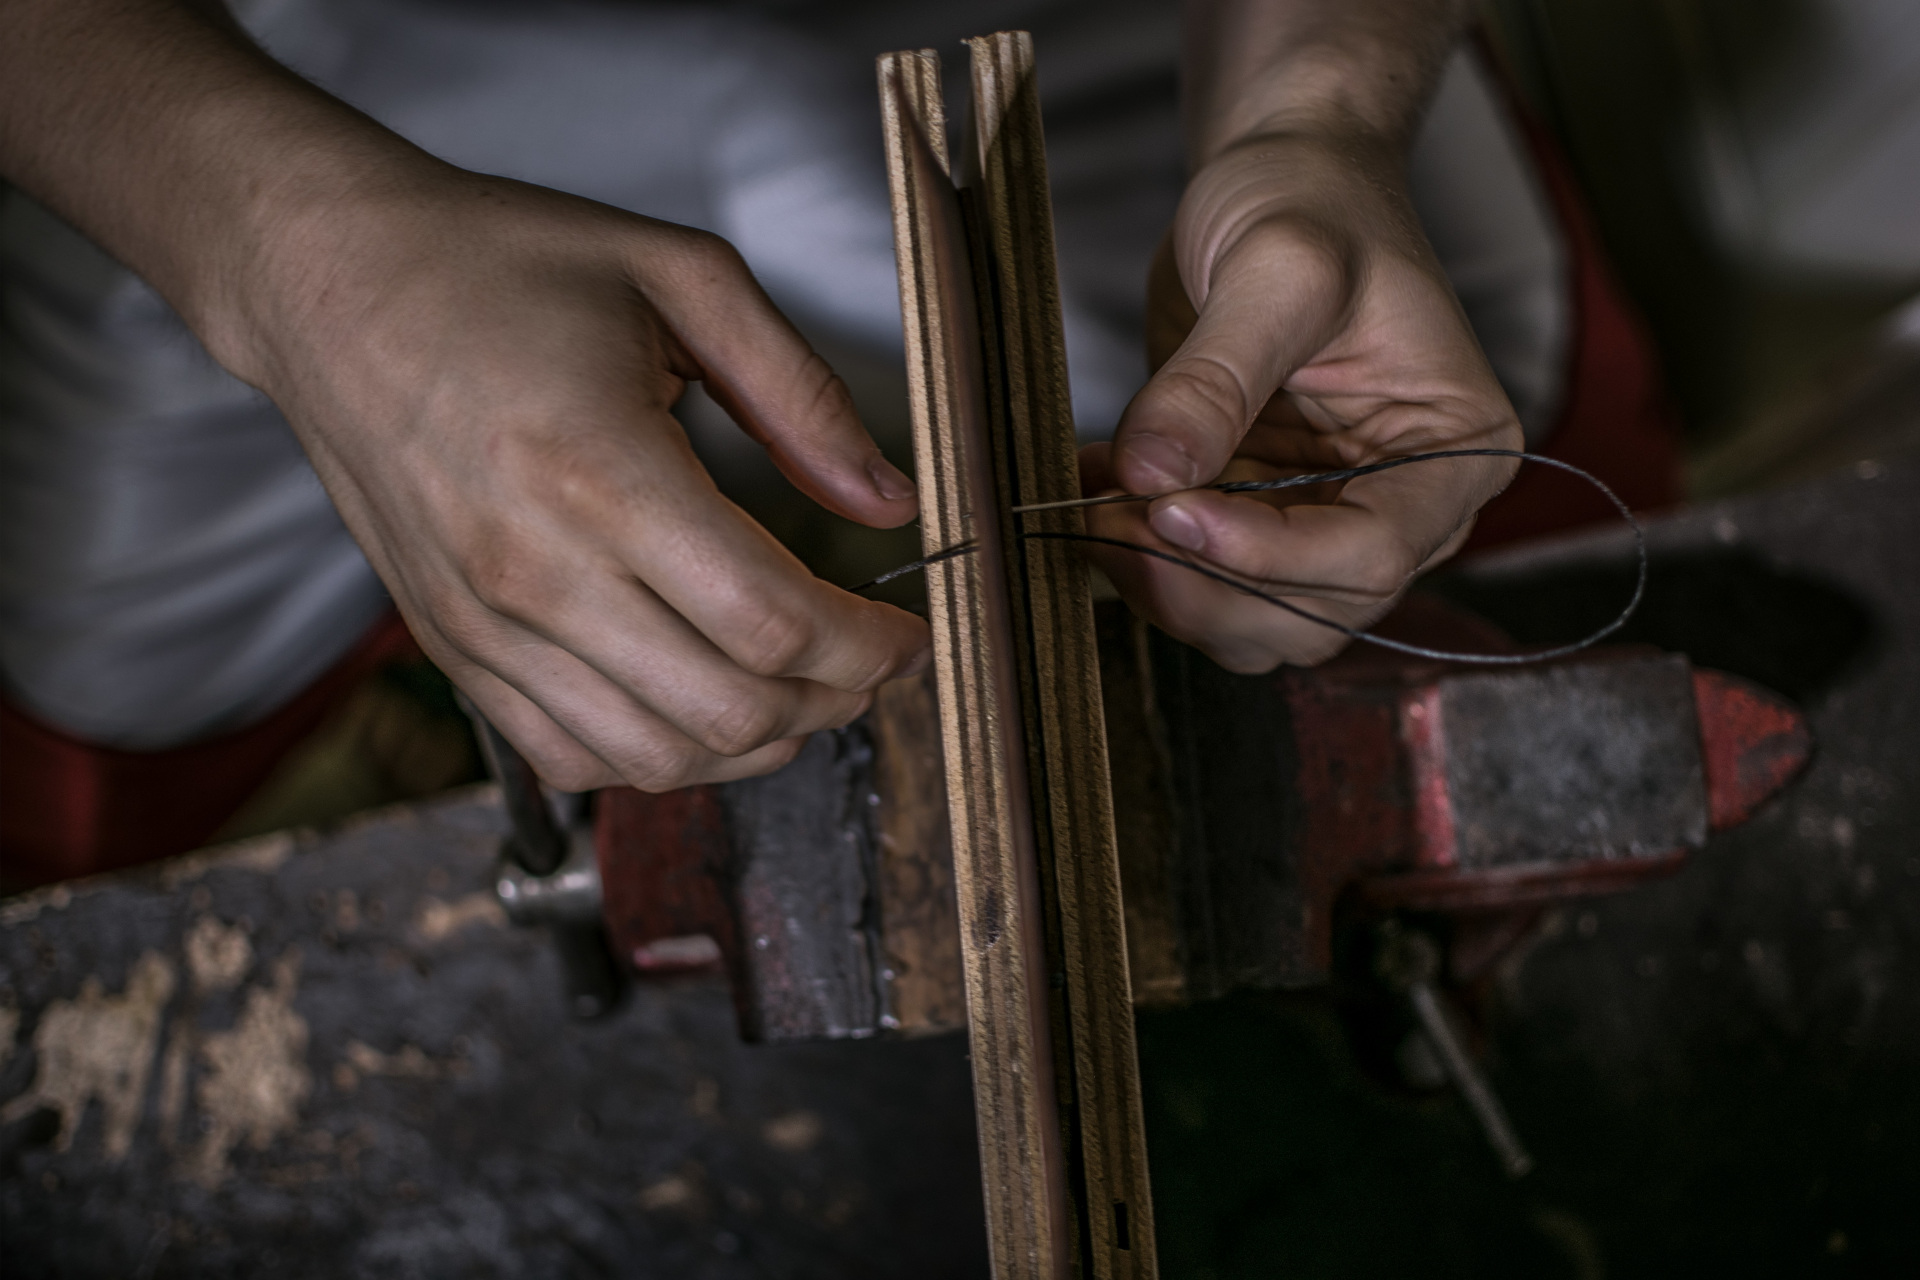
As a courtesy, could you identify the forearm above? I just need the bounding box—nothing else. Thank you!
[0,0,432,372]
[1182,0,1470,162]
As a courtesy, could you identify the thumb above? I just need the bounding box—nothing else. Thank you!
[1143,232,1198,372]
[1113,220,1352,493]
[637,228,919,529]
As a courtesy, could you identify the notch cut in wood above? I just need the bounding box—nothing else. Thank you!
[877,33,1157,1280]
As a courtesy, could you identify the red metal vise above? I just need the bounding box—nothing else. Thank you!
[578,597,1811,1040]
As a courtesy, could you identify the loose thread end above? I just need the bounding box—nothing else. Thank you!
[846,451,1646,667]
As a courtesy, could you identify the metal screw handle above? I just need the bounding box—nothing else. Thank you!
[1377,922,1534,1178]
[1406,979,1534,1178]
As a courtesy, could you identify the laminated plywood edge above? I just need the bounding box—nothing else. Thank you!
[877,49,1073,1280]
[963,31,1159,1280]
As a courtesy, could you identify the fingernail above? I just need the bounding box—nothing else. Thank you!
[868,456,916,502]
[1152,501,1208,552]
[1122,432,1197,491]
[901,643,934,677]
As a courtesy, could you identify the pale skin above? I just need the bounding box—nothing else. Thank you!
[0,0,1520,789]
[1083,0,1521,672]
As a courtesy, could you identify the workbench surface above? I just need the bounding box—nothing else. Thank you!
[0,793,986,1279]
[3,458,1916,1278]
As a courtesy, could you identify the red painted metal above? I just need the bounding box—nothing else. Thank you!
[1285,674,1415,974]
[594,785,740,989]
[1400,685,1458,870]
[1344,668,1810,915]
[1280,598,1811,971]
[592,595,1815,1009]
[1693,670,1814,831]
[1357,850,1692,913]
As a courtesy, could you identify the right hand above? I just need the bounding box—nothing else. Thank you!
[1079,129,1521,675]
[207,166,930,792]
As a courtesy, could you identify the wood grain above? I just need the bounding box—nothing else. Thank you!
[960,32,1158,1279]
[1096,606,1189,1008]
[879,47,1073,1279]
[869,672,966,1034]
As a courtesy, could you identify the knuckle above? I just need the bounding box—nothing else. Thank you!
[1354,543,1420,600]
[535,753,610,793]
[673,226,747,280]
[795,353,856,425]
[732,605,820,678]
[428,596,495,657]
[770,735,806,763]
[1155,358,1255,429]
[840,656,896,696]
[1202,623,1347,674]
[510,433,629,517]
[541,449,613,505]
[1239,214,1349,288]
[620,742,702,794]
[464,548,554,621]
[1353,563,1406,600]
[1193,620,1294,675]
[695,692,783,758]
[752,735,807,776]
[828,630,906,695]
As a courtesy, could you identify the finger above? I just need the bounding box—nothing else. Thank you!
[503,392,932,694]
[1143,231,1197,372]
[463,540,879,757]
[1214,418,1365,502]
[617,462,933,693]
[630,226,918,530]
[1114,216,1352,493]
[445,656,625,792]
[1087,424,1344,501]
[1146,490,1425,606]
[1144,454,1507,599]
[1078,440,1120,497]
[1081,495,1363,671]
[436,632,809,793]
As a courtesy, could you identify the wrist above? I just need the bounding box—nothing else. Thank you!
[1197,66,1417,163]
[1182,0,1469,165]
[173,109,447,386]
[1174,129,1423,306]
[0,0,438,384]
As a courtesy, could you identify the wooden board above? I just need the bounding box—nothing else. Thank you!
[959,32,1158,1280]
[879,34,1157,1280]
[869,673,966,1033]
[878,46,1072,1279]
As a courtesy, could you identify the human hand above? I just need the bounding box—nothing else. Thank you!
[213,167,930,790]
[1081,127,1522,672]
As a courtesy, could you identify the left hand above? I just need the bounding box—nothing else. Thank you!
[1079,127,1523,672]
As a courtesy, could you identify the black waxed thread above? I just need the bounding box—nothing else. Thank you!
[848,450,1648,667]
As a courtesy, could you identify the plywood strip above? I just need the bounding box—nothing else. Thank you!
[961,32,1159,1280]
[878,50,1072,1279]
[868,670,966,1034]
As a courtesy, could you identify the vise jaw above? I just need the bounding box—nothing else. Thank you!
[536,598,1809,1041]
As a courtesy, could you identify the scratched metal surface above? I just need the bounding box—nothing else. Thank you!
[1435,655,1708,866]
[1459,458,1920,1273]
[723,728,883,1043]
[0,790,986,1279]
